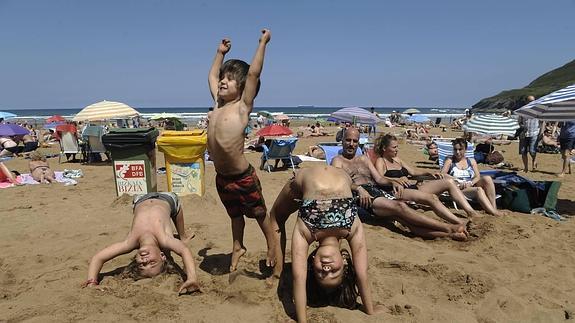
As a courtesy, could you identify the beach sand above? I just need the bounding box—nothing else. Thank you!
[1,126,574,322]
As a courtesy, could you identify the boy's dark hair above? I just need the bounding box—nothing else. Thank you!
[306,248,359,310]
[220,59,261,98]
[451,138,468,149]
[374,133,397,156]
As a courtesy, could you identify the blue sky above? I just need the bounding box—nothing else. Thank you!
[1,0,574,110]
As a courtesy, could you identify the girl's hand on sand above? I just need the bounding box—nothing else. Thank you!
[178,279,200,295]
[260,29,271,44]
[218,39,231,54]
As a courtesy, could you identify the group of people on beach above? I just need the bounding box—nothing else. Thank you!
[84,29,543,322]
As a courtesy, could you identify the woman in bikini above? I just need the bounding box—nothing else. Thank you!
[268,166,377,322]
[374,134,478,222]
[441,138,504,216]
[28,151,56,184]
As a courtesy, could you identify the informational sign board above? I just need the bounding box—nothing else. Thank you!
[114,160,148,196]
[169,162,202,196]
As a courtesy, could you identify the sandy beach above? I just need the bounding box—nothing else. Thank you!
[1,126,574,322]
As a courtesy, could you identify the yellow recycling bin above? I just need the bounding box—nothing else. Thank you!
[157,130,207,196]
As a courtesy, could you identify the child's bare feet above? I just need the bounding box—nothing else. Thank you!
[230,246,246,272]
[450,224,468,241]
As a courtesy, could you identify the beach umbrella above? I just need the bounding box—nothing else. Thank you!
[0,111,17,120]
[274,114,290,121]
[46,115,66,123]
[256,124,293,137]
[403,108,421,114]
[514,84,575,121]
[73,100,140,122]
[462,114,519,137]
[150,112,179,120]
[257,110,274,119]
[46,114,66,123]
[330,107,381,125]
[408,115,430,123]
[0,124,29,136]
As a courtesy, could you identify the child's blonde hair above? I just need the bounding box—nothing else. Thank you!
[121,251,179,280]
[29,151,46,162]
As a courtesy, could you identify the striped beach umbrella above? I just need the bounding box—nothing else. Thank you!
[73,100,140,122]
[462,114,519,137]
[514,84,575,121]
[331,107,381,125]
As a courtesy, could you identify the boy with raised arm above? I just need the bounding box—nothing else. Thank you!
[207,29,275,272]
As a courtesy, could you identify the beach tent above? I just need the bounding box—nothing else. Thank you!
[514,84,575,121]
[73,100,140,122]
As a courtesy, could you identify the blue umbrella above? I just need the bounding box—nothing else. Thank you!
[0,111,17,120]
[408,115,430,123]
[0,124,29,136]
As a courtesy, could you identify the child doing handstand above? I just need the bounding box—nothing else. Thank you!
[85,192,198,294]
[269,166,376,322]
[207,29,275,272]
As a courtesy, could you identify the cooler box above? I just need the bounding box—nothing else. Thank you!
[102,127,159,196]
[157,130,207,196]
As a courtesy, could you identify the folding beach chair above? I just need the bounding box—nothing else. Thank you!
[318,142,363,165]
[82,125,108,163]
[58,131,80,163]
[435,140,474,169]
[260,137,298,172]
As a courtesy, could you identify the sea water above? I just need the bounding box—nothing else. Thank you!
[4,106,465,126]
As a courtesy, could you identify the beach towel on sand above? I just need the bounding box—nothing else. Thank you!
[18,171,78,186]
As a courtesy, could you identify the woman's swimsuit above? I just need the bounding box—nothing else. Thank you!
[448,158,475,181]
[298,197,357,235]
[382,158,418,189]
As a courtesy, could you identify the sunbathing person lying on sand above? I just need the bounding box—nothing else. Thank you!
[0,161,20,185]
[268,166,377,322]
[29,151,55,184]
[85,192,198,294]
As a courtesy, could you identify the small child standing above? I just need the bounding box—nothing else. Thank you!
[85,192,199,294]
[207,29,275,272]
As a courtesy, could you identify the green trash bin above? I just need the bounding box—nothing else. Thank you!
[102,127,160,196]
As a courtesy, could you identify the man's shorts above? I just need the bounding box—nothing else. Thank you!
[519,136,539,155]
[560,138,575,151]
[133,192,181,222]
[216,164,267,219]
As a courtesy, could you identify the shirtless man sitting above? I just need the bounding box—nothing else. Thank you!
[331,127,468,241]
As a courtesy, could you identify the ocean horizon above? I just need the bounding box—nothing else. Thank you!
[4,106,466,120]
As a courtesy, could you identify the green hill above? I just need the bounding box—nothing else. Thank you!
[471,59,575,113]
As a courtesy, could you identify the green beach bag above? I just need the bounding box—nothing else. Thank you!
[501,184,532,213]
